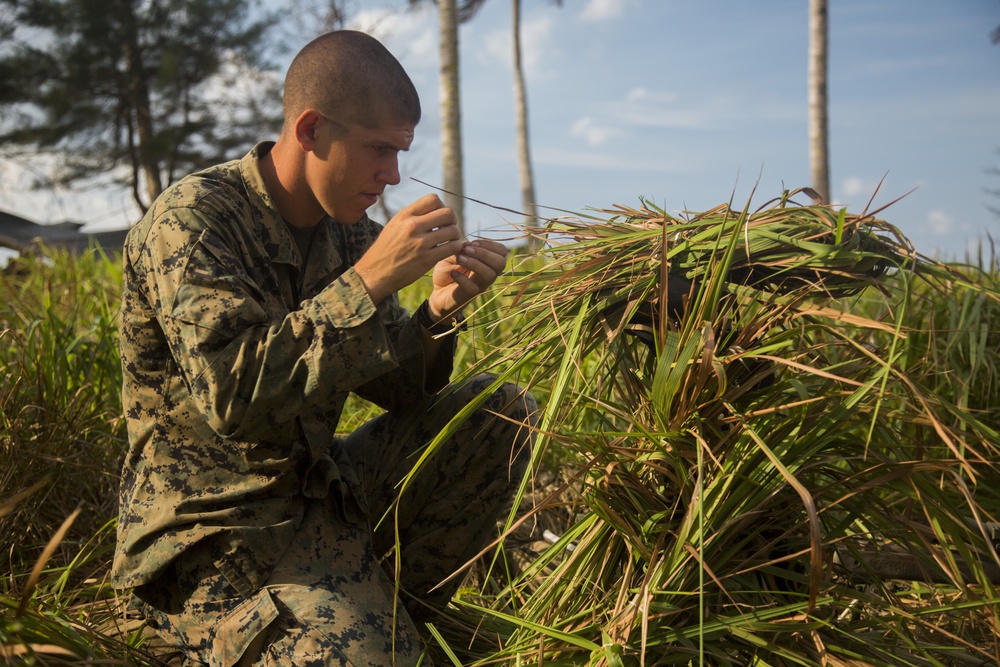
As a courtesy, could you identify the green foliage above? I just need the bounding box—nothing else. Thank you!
[0,0,283,210]
[0,519,161,665]
[0,247,162,664]
[0,246,125,573]
[2,210,1000,665]
[424,194,1000,665]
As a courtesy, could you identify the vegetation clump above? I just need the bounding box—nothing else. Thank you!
[429,190,1000,666]
[2,191,999,665]
[0,247,156,665]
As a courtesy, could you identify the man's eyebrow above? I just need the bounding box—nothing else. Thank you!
[371,139,410,151]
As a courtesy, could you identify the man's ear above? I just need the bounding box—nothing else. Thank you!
[293,109,323,152]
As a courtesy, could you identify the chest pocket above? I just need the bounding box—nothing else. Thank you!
[173,229,290,335]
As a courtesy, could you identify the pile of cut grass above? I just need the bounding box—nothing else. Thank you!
[422,191,1000,666]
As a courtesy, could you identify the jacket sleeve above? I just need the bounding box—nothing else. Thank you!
[351,305,457,411]
[345,218,457,410]
[134,204,405,441]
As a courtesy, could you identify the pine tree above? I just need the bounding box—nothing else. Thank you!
[0,0,283,213]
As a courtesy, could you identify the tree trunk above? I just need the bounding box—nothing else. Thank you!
[512,0,540,253]
[438,0,465,232]
[119,0,162,211]
[808,0,830,204]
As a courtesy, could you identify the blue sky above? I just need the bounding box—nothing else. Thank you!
[355,0,1000,260]
[2,0,999,261]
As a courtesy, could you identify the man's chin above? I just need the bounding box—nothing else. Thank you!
[330,210,367,225]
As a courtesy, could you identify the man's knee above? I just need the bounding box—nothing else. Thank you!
[458,374,537,427]
[216,585,425,667]
[468,376,536,478]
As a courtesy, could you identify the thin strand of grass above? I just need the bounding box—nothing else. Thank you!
[16,506,82,618]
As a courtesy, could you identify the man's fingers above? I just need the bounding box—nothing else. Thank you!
[424,219,462,247]
[469,238,509,256]
[448,269,480,295]
[411,207,464,249]
[466,239,508,265]
[455,254,501,289]
[429,240,465,265]
[405,193,447,216]
[460,242,507,275]
[392,195,455,234]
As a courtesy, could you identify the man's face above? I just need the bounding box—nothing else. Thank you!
[306,114,415,225]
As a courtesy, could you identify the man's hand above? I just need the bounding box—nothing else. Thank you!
[426,238,509,322]
[354,194,465,305]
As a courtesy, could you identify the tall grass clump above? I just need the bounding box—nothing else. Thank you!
[425,190,1000,666]
[0,246,152,665]
[1,246,125,570]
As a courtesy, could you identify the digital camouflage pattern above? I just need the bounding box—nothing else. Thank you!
[114,141,446,593]
[115,142,536,665]
[135,376,535,667]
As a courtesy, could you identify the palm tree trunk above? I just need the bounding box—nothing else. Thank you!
[438,0,466,232]
[512,0,540,252]
[808,0,830,204]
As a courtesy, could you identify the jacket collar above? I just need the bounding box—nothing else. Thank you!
[239,141,296,266]
[239,142,346,297]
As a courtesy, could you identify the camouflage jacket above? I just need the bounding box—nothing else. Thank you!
[112,142,453,593]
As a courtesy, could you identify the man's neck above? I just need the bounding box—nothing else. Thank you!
[260,139,324,229]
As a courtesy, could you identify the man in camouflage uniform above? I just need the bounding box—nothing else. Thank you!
[113,30,535,666]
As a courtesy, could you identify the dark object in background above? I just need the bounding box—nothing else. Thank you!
[0,209,127,258]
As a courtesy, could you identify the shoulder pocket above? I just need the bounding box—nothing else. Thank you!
[172,230,268,335]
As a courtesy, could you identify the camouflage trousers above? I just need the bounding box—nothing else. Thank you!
[135,376,536,667]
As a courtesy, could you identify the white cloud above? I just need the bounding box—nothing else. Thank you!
[615,104,709,130]
[0,158,135,229]
[578,0,634,22]
[522,15,556,72]
[842,177,867,198]
[626,87,679,105]
[838,176,895,204]
[536,148,692,174]
[570,117,624,146]
[927,209,956,236]
[406,26,437,64]
[481,28,509,65]
[351,7,437,70]
[611,88,781,131]
[350,8,404,39]
[477,14,556,78]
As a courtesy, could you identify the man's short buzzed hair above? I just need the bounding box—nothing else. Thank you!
[282,30,421,130]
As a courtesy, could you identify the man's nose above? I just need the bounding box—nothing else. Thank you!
[378,158,401,186]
